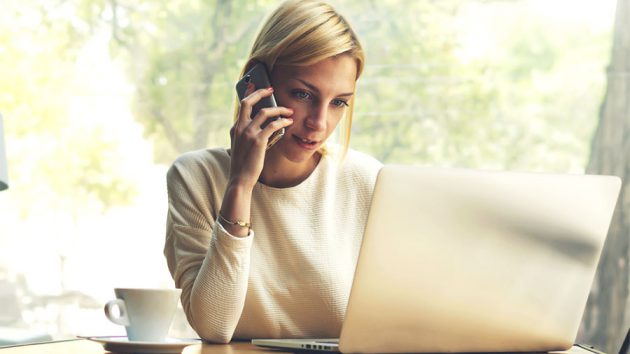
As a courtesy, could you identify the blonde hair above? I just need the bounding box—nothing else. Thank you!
[234,0,365,155]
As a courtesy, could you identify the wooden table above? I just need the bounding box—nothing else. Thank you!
[0,338,606,354]
[0,339,288,354]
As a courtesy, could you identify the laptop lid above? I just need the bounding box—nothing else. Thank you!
[339,165,620,353]
[251,338,607,354]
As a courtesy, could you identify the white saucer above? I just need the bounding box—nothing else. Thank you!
[83,336,201,353]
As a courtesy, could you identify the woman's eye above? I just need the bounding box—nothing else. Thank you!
[332,99,349,108]
[292,90,311,100]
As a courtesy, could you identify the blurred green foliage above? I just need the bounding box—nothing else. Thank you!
[0,0,613,218]
[0,1,137,218]
[83,0,610,170]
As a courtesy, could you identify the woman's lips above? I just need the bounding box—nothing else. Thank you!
[293,134,319,150]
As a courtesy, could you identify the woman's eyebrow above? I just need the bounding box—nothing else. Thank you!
[294,78,354,97]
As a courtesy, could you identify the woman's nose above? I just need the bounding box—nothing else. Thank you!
[305,106,327,132]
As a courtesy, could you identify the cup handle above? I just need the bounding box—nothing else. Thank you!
[104,299,130,326]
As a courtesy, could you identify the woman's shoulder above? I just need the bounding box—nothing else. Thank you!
[323,144,383,185]
[168,147,230,181]
[172,147,228,167]
[324,144,382,172]
[344,148,382,171]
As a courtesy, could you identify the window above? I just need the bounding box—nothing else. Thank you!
[0,0,616,345]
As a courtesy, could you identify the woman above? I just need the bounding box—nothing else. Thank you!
[164,0,382,343]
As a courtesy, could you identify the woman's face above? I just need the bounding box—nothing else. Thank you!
[269,54,357,164]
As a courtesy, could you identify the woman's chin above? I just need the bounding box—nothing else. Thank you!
[269,138,320,165]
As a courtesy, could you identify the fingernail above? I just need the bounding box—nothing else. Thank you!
[267,86,274,92]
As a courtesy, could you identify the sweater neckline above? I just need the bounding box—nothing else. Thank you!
[222,147,331,193]
[255,152,329,193]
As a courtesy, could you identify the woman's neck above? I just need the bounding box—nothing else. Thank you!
[259,151,321,188]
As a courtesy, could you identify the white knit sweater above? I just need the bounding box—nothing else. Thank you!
[164,145,382,343]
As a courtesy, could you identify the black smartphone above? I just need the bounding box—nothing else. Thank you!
[235,63,284,149]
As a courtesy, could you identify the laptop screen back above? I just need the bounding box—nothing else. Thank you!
[339,166,621,353]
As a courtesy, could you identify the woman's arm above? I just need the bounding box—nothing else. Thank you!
[220,87,293,236]
[165,156,253,343]
[164,88,293,343]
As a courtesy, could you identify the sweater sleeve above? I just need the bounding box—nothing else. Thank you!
[164,152,253,343]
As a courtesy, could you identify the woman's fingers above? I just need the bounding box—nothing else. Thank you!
[259,117,294,142]
[250,106,293,127]
[237,88,293,134]
[241,115,293,149]
[233,86,293,152]
[237,87,274,126]
[235,105,292,141]
[228,86,294,187]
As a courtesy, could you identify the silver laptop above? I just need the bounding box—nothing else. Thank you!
[253,165,621,353]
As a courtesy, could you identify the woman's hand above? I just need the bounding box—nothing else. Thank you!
[229,86,294,190]
[219,87,293,237]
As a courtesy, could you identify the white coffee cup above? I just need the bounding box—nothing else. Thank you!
[104,288,181,342]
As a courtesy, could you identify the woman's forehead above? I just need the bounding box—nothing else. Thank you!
[273,55,357,93]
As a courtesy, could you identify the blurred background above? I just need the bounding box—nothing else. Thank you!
[0,0,628,352]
